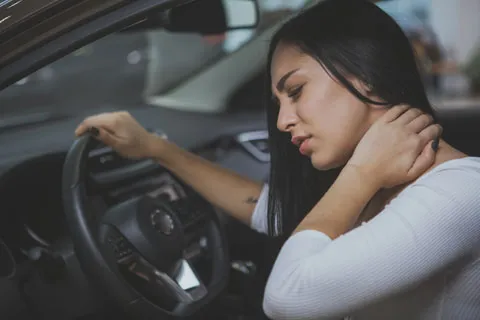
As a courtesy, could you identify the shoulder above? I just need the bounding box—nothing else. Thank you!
[375,157,480,246]
[388,157,480,210]
[406,157,480,197]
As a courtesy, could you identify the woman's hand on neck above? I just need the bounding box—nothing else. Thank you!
[355,139,468,226]
[294,106,445,238]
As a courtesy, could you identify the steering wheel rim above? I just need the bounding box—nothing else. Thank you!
[62,134,230,318]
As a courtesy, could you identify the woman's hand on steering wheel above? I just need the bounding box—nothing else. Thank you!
[75,111,160,159]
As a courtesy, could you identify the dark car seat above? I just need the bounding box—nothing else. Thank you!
[435,104,480,156]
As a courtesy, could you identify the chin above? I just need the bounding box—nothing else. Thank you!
[310,152,346,171]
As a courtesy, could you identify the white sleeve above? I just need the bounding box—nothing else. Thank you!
[263,162,480,320]
[250,184,269,234]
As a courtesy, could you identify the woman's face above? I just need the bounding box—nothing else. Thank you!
[270,42,383,170]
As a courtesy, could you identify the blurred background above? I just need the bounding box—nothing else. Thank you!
[377,0,480,109]
[1,0,479,119]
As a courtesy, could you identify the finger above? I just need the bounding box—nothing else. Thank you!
[408,140,437,179]
[94,127,119,148]
[395,108,423,125]
[381,104,410,122]
[76,113,119,136]
[407,113,434,133]
[418,124,443,143]
[75,123,89,136]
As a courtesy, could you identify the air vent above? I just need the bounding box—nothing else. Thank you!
[235,130,270,162]
[87,127,166,176]
[87,146,137,174]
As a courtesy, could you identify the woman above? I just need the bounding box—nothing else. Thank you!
[76,0,480,318]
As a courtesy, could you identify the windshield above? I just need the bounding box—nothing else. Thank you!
[0,0,309,124]
[1,0,478,126]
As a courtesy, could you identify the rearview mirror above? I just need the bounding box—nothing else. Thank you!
[122,0,259,34]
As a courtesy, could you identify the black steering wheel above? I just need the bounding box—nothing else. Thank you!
[62,134,229,319]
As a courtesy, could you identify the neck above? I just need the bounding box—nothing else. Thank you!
[357,139,468,225]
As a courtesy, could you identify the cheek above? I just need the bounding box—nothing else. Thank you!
[326,98,368,136]
[297,95,336,131]
[297,87,369,144]
[329,108,368,152]
[309,132,359,170]
[301,100,358,140]
[309,100,369,161]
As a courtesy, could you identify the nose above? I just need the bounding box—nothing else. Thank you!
[276,103,299,132]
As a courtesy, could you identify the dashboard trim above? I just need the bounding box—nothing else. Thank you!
[235,130,269,163]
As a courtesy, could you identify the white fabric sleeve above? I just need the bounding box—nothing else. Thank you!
[263,160,480,320]
[250,183,270,234]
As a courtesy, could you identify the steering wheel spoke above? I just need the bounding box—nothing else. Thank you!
[63,135,229,318]
[122,254,207,305]
[98,224,135,264]
[151,258,208,304]
[99,223,208,305]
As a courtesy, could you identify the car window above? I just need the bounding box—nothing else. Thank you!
[377,0,480,107]
[5,0,474,125]
[0,0,311,123]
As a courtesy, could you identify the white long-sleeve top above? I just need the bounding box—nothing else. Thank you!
[251,157,480,320]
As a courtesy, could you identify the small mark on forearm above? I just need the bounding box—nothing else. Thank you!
[245,197,258,204]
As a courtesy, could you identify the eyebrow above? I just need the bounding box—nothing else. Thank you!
[276,69,299,92]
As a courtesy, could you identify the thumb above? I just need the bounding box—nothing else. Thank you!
[408,139,438,178]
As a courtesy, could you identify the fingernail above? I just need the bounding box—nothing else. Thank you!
[431,138,439,152]
[89,126,99,137]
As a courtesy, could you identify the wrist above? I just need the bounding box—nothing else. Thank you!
[341,163,383,193]
[145,133,169,160]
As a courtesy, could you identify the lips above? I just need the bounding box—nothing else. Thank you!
[291,136,310,146]
[292,135,312,155]
[299,138,312,155]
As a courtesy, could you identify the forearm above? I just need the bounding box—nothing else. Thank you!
[294,165,380,239]
[148,135,263,225]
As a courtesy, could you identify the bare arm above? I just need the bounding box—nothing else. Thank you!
[293,165,378,238]
[75,111,264,226]
[148,135,264,225]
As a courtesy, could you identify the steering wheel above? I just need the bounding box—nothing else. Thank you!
[62,134,229,318]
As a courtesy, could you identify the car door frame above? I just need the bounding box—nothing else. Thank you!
[0,0,193,91]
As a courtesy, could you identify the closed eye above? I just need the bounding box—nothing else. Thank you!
[288,85,304,101]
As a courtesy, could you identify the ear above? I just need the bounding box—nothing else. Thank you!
[351,78,375,97]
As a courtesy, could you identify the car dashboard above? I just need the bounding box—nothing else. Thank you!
[0,106,270,319]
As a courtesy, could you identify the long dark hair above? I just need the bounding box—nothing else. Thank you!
[265,0,435,237]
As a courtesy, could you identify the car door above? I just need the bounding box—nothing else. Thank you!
[0,1,271,319]
[0,0,195,90]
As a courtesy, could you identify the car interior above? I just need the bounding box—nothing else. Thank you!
[0,0,478,319]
